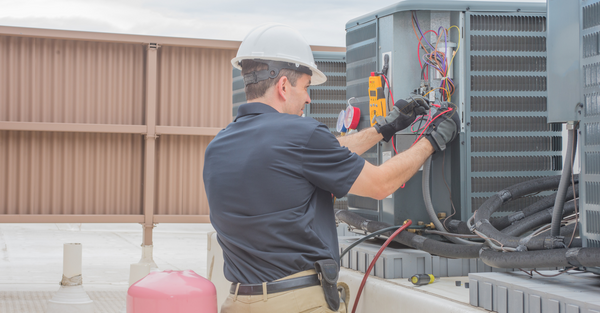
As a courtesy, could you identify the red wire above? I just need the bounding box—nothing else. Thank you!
[410,108,453,148]
[381,75,398,154]
[351,220,413,313]
[382,75,395,109]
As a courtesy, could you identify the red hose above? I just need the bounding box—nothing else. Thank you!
[351,220,413,313]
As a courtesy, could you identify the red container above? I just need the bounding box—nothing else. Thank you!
[127,270,217,313]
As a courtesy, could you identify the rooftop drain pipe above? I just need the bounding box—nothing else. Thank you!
[45,243,93,313]
[128,225,158,289]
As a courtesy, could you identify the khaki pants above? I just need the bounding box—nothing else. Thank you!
[221,270,347,313]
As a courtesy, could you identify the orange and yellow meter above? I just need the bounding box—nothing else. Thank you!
[368,73,387,127]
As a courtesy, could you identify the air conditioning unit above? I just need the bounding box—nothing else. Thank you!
[345,1,562,226]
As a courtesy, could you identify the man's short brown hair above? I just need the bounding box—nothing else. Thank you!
[241,60,304,100]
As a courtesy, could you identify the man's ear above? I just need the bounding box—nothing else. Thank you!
[276,76,288,101]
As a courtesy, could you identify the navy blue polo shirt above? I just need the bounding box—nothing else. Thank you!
[203,102,365,284]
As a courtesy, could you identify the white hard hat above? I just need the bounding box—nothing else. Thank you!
[232,24,327,86]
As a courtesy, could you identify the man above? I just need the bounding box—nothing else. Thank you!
[203,24,459,313]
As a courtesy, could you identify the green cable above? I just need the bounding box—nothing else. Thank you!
[340,225,402,258]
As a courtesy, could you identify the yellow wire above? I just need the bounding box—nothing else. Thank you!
[446,25,461,103]
[423,87,446,99]
[447,25,461,74]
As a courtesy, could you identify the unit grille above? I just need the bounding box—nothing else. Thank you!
[470,35,546,52]
[308,103,347,115]
[471,56,546,72]
[304,52,347,132]
[471,75,546,91]
[472,195,546,213]
[346,23,376,46]
[471,176,544,193]
[471,136,561,152]
[471,156,562,172]
[471,116,558,132]
[334,198,348,211]
[309,89,346,101]
[583,31,600,58]
[232,92,246,107]
[588,239,600,248]
[584,62,600,87]
[232,78,244,91]
[471,96,546,112]
[580,0,600,257]
[586,182,600,205]
[584,2,600,29]
[316,61,346,73]
[587,210,600,234]
[318,75,346,87]
[347,61,376,82]
[346,22,377,214]
[466,12,558,217]
[470,15,546,32]
[347,43,377,64]
[347,81,370,99]
[586,152,600,174]
[585,122,600,145]
[312,117,337,129]
[585,92,600,116]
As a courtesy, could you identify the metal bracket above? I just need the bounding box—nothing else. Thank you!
[566,120,579,130]
[147,43,160,50]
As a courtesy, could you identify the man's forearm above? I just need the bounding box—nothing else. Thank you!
[337,127,383,155]
[348,138,434,199]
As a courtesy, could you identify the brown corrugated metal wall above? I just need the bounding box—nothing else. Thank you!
[0,26,345,239]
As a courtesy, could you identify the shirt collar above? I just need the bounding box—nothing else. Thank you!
[235,102,279,121]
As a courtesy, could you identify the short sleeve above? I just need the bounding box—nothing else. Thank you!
[302,124,365,198]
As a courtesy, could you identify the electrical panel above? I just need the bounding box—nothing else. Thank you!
[546,0,581,122]
[345,1,562,226]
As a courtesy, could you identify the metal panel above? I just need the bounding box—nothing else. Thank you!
[465,12,562,215]
[0,26,242,225]
[346,0,547,30]
[580,0,600,260]
[547,0,581,122]
[158,46,237,128]
[0,130,143,215]
[155,135,212,216]
[345,19,378,218]
[0,35,145,125]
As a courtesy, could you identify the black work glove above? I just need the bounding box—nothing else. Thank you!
[424,103,460,152]
[375,96,430,142]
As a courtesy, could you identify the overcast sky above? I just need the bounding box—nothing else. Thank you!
[0,0,405,47]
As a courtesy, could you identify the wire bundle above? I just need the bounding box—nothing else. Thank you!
[411,11,460,102]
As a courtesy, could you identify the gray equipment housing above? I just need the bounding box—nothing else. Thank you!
[576,0,600,273]
[345,0,563,226]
